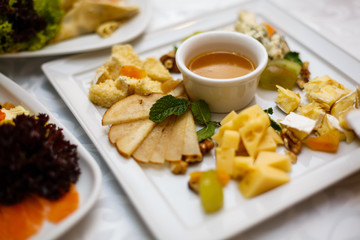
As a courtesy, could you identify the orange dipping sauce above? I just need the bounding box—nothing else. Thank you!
[187,50,255,79]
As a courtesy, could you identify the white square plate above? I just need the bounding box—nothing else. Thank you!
[42,1,360,239]
[0,73,102,240]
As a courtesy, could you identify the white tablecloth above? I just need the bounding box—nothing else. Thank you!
[1,0,360,239]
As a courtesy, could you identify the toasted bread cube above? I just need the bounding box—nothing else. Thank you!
[143,57,172,82]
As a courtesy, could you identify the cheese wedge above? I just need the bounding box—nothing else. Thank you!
[239,165,290,198]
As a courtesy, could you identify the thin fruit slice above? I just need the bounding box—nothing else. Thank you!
[102,93,164,125]
[132,119,168,163]
[182,110,202,162]
[110,119,156,158]
[165,112,188,162]
[38,184,79,223]
[150,116,176,164]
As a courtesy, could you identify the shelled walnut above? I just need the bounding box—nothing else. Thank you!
[281,128,302,155]
[199,138,215,154]
[296,61,310,89]
[170,161,188,175]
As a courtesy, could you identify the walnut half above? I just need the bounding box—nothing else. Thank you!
[170,161,188,175]
[281,128,302,155]
[199,139,215,154]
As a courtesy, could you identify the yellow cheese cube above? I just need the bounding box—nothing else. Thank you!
[212,120,235,145]
[239,165,290,198]
[215,147,236,176]
[232,104,268,130]
[221,130,241,149]
[220,110,238,125]
[255,151,292,172]
[239,115,269,157]
[266,127,283,145]
[254,133,277,157]
[232,156,254,179]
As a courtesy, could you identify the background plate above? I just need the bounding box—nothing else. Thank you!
[0,0,151,58]
[0,73,102,240]
[42,1,360,239]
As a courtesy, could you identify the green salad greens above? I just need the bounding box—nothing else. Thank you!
[0,0,64,54]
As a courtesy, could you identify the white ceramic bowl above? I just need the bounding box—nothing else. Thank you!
[176,31,268,113]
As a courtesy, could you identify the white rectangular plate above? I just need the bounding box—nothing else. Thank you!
[0,73,102,240]
[42,1,360,239]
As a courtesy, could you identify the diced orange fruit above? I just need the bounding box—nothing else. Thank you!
[264,23,276,38]
[0,184,79,239]
[120,65,147,79]
[0,110,5,121]
[38,184,79,223]
[304,130,340,153]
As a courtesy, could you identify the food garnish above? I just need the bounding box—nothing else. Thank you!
[149,95,189,123]
[0,0,64,54]
[0,104,81,239]
[0,113,80,205]
[150,96,218,142]
[264,107,282,132]
[284,51,303,66]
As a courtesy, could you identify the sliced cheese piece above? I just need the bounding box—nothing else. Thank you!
[221,130,241,149]
[215,147,236,176]
[255,151,292,172]
[232,156,254,179]
[239,115,269,157]
[304,75,352,111]
[266,126,283,145]
[239,165,290,198]
[220,110,238,125]
[275,85,301,114]
[280,112,316,140]
[254,132,277,157]
[232,104,268,130]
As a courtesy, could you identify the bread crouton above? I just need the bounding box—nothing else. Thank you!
[135,78,163,95]
[143,57,172,82]
[89,80,127,107]
[111,44,143,68]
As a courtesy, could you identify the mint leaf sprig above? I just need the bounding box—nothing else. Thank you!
[264,107,282,132]
[149,96,218,142]
[149,95,189,123]
[190,100,219,142]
